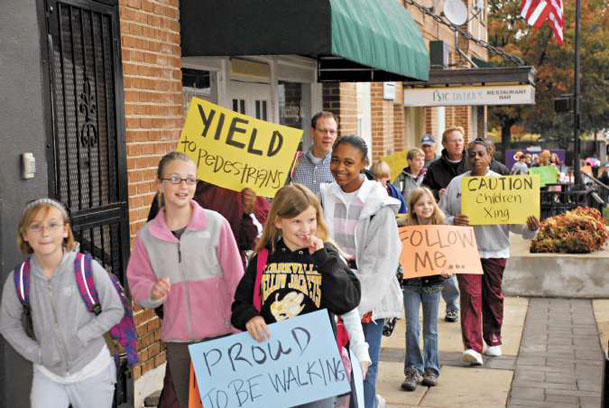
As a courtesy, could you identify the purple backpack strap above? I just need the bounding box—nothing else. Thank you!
[74,253,102,315]
[13,259,31,307]
[253,248,269,312]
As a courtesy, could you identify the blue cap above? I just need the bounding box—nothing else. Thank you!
[420,134,436,145]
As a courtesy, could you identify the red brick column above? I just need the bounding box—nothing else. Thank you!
[119,0,183,380]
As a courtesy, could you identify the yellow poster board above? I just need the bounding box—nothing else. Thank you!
[399,225,483,279]
[461,175,540,225]
[380,150,408,181]
[178,98,303,198]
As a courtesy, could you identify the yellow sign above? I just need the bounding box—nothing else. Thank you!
[178,98,303,198]
[461,175,540,225]
[380,150,408,181]
[399,225,483,279]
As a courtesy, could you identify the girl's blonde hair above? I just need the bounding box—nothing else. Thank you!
[18,199,75,255]
[369,160,391,179]
[407,148,424,161]
[405,187,445,226]
[255,184,329,252]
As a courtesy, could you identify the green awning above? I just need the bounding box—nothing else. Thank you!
[181,0,429,82]
[328,0,429,81]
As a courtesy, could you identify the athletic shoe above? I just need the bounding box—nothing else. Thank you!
[485,345,502,357]
[376,394,386,408]
[421,369,439,387]
[400,367,422,391]
[445,310,459,322]
[462,349,483,366]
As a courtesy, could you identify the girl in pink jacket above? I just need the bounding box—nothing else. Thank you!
[127,152,244,408]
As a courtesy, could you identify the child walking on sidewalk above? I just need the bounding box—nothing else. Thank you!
[321,136,403,408]
[231,184,370,408]
[0,199,123,408]
[400,187,452,392]
[127,152,244,408]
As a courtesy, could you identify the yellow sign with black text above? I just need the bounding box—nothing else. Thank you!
[178,98,303,198]
[461,175,540,225]
[380,150,408,182]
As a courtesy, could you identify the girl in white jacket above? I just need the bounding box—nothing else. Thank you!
[320,136,403,408]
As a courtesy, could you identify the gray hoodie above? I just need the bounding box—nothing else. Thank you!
[0,248,123,377]
[320,179,404,320]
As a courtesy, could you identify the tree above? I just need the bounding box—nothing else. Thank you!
[487,0,609,151]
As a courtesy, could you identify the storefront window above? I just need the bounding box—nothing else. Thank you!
[278,81,303,130]
[182,68,217,113]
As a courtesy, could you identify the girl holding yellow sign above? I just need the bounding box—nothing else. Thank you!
[439,140,539,366]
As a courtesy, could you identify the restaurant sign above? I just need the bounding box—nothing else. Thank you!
[403,85,535,107]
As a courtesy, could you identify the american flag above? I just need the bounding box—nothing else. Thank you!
[520,0,564,44]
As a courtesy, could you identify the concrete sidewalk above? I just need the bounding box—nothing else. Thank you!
[376,297,606,408]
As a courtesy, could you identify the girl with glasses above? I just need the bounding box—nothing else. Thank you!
[0,199,123,408]
[127,152,244,408]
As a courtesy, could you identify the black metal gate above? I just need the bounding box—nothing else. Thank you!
[42,0,132,406]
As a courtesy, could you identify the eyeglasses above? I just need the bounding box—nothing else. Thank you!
[28,222,64,233]
[161,176,197,185]
[315,128,337,135]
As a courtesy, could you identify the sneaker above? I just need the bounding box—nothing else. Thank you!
[375,394,386,408]
[444,310,459,322]
[421,369,439,387]
[485,345,502,357]
[462,349,483,366]
[400,367,422,391]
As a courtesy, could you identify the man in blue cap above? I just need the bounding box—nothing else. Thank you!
[421,134,439,168]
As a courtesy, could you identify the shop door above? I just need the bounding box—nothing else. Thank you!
[43,0,131,406]
[229,81,272,120]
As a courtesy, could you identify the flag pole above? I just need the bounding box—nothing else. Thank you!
[573,0,582,186]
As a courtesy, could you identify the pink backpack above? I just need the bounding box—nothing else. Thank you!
[14,253,139,366]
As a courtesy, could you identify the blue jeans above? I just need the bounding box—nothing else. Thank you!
[442,275,459,314]
[403,284,441,376]
[362,319,385,408]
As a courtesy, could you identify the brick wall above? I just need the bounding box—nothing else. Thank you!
[392,83,406,152]
[393,104,405,152]
[370,82,395,160]
[339,83,358,135]
[322,83,357,136]
[119,0,183,380]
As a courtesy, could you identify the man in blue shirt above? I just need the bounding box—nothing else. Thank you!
[292,111,339,194]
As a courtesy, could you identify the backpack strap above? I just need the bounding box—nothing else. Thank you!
[74,253,102,316]
[253,248,269,312]
[14,259,31,307]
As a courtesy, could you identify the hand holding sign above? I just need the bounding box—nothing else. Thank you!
[399,225,483,279]
[527,215,540,231]
[245,316,271,343]
[454,214,469,226]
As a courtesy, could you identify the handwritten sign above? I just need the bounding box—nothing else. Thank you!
[461,175,540,225]
[178,97,303,198]
[528,166,558,187]
[188,310,350,408]
[399,225,483,279]
[380,150,408,181]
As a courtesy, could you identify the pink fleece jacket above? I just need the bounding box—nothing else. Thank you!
[127,201,244,342]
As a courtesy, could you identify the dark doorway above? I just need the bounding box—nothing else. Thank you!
[43,0,131,406]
